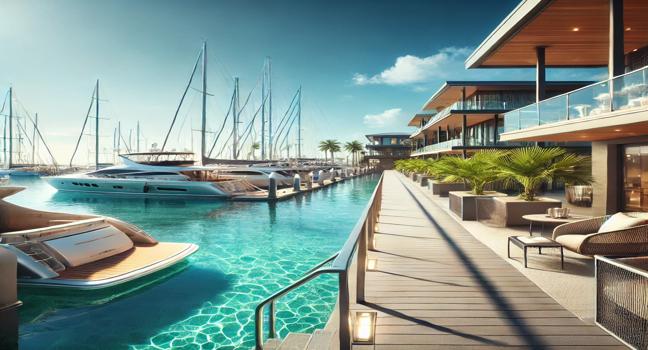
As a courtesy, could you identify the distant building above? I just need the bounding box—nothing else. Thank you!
[364,132,412,169]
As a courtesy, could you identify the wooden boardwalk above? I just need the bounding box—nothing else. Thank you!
[352,171,623,349]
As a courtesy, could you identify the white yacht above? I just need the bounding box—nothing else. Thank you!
[44,153,256,199]
[211,167,295,188]
[0,187,197,289]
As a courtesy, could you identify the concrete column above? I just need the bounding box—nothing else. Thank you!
[536,46,546,102]
[493,114,499,144]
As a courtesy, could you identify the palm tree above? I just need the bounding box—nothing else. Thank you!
[344,141,364,166]
[319,139,341,164]
[434,150,506,195]
[318,141,330,163]
[493,146,592,201]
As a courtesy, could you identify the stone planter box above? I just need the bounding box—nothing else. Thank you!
[429,181,468,197]
[475,196,562,227]
[449,191,507,221]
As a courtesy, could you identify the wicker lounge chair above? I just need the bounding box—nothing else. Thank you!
[552,215,648,256]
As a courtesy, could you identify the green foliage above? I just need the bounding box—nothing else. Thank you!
[434,150,506,195]
[492,146,592,201]
[344,141,364,166]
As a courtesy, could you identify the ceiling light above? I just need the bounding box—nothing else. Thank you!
[614,129,622,132]
[572,27,580,32]
[626,27,632,31]
[633,48,639,52]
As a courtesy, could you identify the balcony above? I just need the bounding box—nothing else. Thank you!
[502,65,648,142]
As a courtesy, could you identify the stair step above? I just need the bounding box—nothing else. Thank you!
[264,338,282,350]
[277,333,311,350]
[306,330,336,350]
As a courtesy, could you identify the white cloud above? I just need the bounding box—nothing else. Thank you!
[353,47,472,86]
[363,108,402,127]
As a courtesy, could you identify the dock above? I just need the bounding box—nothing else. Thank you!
[351,171,623,349]
[230,173,371,202]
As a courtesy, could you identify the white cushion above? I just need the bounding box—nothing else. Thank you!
[598,212,646,233]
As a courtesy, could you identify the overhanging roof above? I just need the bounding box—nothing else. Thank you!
[365,132,411,142]
[422,81,591,111]
[407,111,436,127]
[466,0,648,68]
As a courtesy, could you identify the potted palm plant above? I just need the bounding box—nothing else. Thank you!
[434,150,508,220]
[425,158,468,197]
[486,146,592,226]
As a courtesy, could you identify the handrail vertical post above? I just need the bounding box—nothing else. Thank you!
[356,221,367,303]
[368,206,375,251]
[255,306,264,349]
[338,271,351,350]
[269,300,277,339]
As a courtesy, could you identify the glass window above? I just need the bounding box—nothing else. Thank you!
[623,144,648,212]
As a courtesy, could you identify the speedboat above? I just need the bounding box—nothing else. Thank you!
[0,187,198,289]
[44,152,256,199]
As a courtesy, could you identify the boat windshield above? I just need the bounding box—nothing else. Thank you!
[121,152,196,166]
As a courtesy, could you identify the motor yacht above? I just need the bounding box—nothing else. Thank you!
[44,153,256,199]
[0,187,198,289]
[211,167,295,188]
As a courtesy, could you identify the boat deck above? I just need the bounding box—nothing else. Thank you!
[55,242,194,281]
[231,177,352,202]
[351,171,623,349]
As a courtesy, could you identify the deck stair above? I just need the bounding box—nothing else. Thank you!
[262,330,337,350]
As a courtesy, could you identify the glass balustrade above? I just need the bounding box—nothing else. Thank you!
[503,65,648,133]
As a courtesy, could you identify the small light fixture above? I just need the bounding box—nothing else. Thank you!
[614,129,622,132]
[626,27,632,31]
[633,48,639,52]
[352,311,377,344]
[367,259,377,270]
[572,27,580,32]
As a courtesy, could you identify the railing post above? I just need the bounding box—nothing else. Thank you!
[356,221,367,303]
[368,206,376,251]
[338,271,351,350]
[269,300,276,339]
[255,306,264,349]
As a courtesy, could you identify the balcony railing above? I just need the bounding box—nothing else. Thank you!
[411,138,536,156]
[504,65,648,133]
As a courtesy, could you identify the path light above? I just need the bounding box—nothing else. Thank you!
[352,311,376,344]
[367,259,377,271]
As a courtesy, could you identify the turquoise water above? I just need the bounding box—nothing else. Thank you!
[9,175,378,349]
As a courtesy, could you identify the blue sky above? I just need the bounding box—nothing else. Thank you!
[0,0,605,163]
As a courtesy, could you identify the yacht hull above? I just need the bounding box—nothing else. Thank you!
[44,176,231,198]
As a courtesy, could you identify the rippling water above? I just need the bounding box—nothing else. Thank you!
[9,175,378,349]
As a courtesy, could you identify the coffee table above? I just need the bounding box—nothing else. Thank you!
[522,214,590,236]
[508,236,564,269]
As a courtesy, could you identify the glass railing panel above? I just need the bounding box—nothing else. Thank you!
[567,81,610,119]
[612,67,648,111]
[503,110,520,133]
[519,104,539,129]
[538,95,567,125]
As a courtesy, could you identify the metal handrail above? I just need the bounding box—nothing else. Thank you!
[254,173,384,349]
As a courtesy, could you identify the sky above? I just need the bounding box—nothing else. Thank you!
[0,0,606,164]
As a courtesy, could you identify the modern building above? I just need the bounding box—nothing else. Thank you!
[364,132,411,169]
[409,81,590,158]
[466,0,648,215]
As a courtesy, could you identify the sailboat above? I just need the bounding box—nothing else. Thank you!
[0,88,58,176]
[44,45,259,198]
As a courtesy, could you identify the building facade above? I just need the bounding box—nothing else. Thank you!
[364,132,411,170]
[466,0,648,214]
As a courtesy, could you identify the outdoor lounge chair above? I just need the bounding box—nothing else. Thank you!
[552,215,648,256]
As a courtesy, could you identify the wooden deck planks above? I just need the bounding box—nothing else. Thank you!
[351,171,620,349]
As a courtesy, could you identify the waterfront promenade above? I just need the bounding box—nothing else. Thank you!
[352,171,622,349]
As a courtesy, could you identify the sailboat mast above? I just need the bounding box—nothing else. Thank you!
[95,79,100,170]
[32,113,37,165]
[200,41,207,165]
[232,77,239,160]
[261,59,266,160]
[8,87,12,168]
[297,86,302,159]
[136,121,140,152]
[268,58,273,160]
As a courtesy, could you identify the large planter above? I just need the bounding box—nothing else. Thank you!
[417,175,432,187]
[449,191,507,221]
[429,181,468,197]
[476,196,562,227]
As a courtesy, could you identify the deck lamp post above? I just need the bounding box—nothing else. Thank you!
[352,311,377,344]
